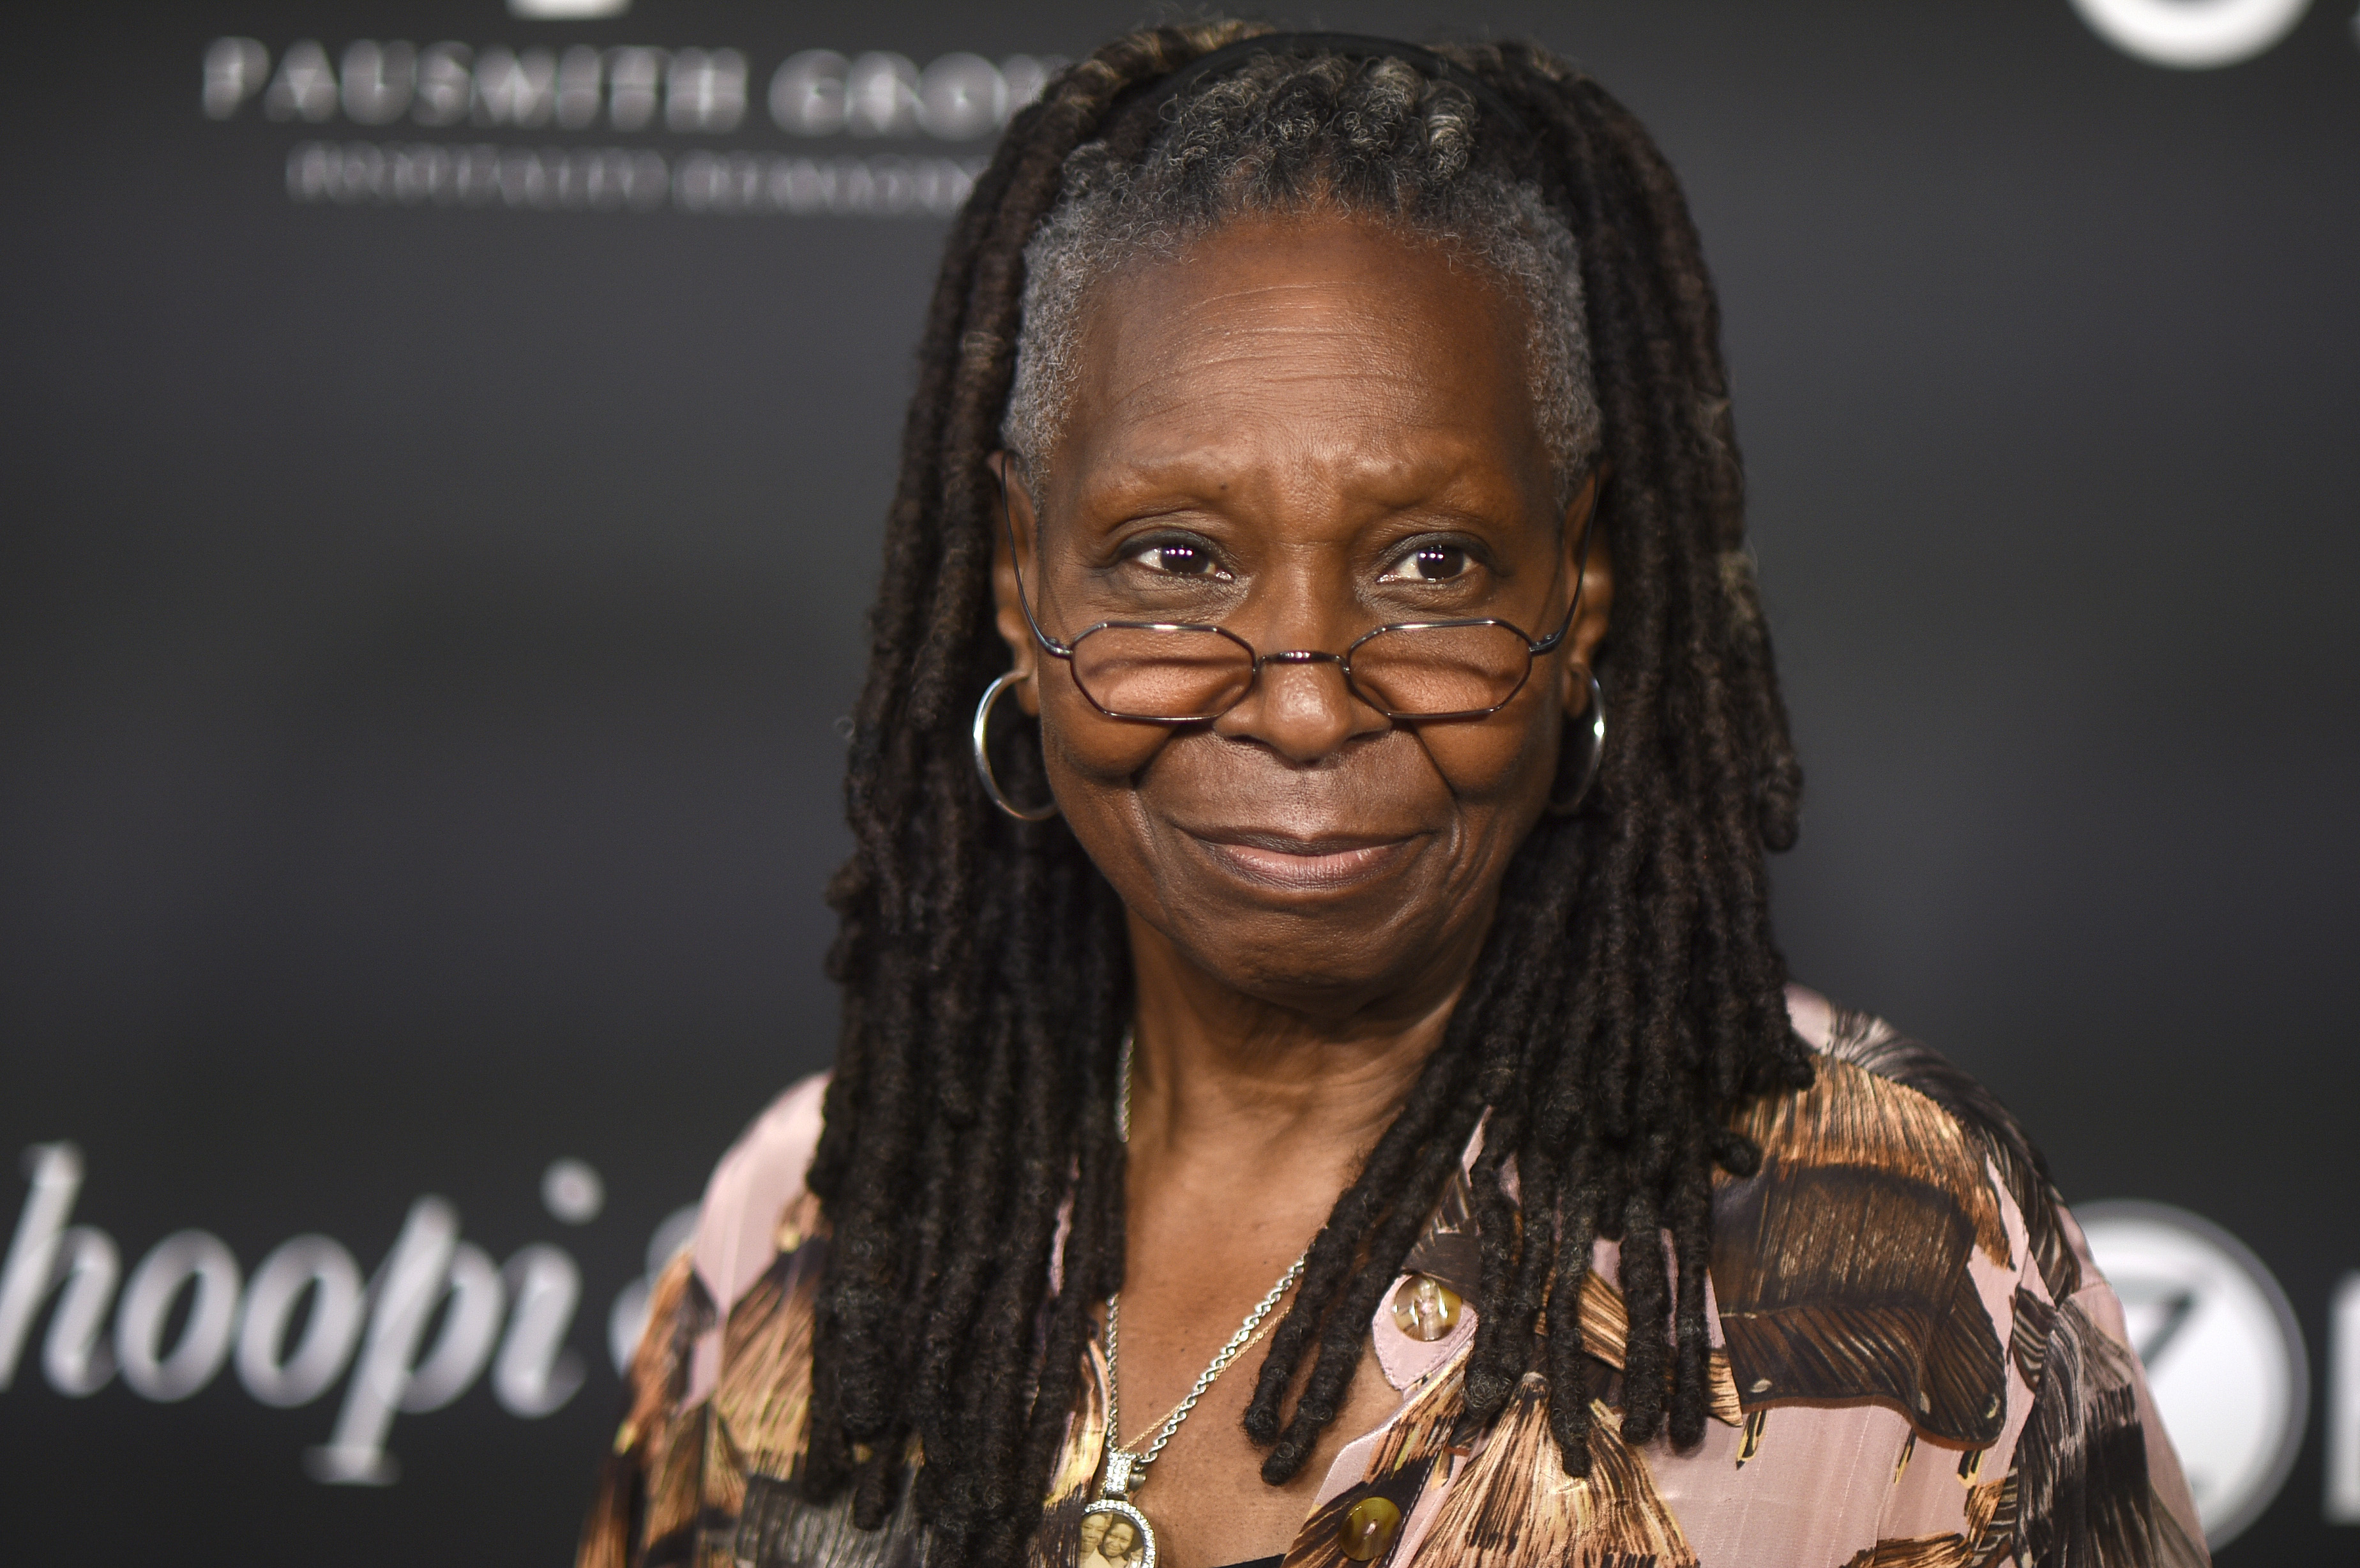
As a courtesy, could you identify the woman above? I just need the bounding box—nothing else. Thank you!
[582,24,2205,1568]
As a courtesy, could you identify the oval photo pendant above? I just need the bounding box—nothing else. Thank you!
[1078,1498,1156,1568]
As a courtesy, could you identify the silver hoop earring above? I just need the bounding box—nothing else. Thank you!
[972,671,1060,822]
[1546,667,1607,817]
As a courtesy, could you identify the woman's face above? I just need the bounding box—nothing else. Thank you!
[992,212,1609,1021]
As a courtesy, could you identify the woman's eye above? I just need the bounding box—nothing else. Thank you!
[1390,545,1472,582]
[1130,542,1222,577]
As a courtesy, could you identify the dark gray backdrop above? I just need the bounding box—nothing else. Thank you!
[1,1,2352,1562]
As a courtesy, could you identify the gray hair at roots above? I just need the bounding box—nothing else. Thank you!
[1001,50,1603,503]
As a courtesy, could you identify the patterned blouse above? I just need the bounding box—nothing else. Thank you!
[579,988,2209,1568]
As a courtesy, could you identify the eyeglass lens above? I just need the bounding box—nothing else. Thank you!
[1068,622,1534,721]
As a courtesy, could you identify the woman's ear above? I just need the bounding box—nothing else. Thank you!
[987,450,1044,716]
[1560,469,1613,718]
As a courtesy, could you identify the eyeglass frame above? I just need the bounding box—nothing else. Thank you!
[995,461,1600,725]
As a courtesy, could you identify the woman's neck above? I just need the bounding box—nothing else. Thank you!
[1108,910,1487,1568]
[1120,908,1476,1184]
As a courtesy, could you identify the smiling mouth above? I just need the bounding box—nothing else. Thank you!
[1183,827,1421,893]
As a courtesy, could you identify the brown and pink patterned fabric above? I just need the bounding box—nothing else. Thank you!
[579,988,2207,1568]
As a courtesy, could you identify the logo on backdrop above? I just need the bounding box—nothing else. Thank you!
[2069,0,2315,68]
[200,36,1063,220]
[511,0,632,18]
[2076,1200,2309,1546]
[2330,1273,2360,1526]
[0,1143,693,1486]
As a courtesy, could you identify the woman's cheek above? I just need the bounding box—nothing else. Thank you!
[1040,688,1173,785]
[1418,697,1561,804]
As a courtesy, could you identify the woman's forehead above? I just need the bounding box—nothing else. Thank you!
[1051,213,1552,502]
[1078,213,1527,396]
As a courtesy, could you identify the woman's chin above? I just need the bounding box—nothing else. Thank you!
[1187,948,1441,1018]
[1153,884,1468,1016]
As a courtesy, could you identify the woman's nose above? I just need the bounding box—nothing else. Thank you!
[1213,651,1388,763]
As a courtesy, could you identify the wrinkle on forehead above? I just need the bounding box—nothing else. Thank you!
[1046,216,1550,515]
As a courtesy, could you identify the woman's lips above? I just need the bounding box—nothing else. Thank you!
[1183,828,1419,892]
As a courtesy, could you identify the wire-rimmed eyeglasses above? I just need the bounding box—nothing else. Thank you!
[1001,474,1596,724]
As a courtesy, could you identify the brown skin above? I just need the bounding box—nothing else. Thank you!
[989,213,1611,1566]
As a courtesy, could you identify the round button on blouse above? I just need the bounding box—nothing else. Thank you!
[1389,1273,1462,1343]
[1338,1494,1403,1562]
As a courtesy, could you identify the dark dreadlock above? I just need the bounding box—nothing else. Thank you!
[804,22,1813,1565]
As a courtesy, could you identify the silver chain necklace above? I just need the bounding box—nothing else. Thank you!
[1079,1030,1310,1568]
